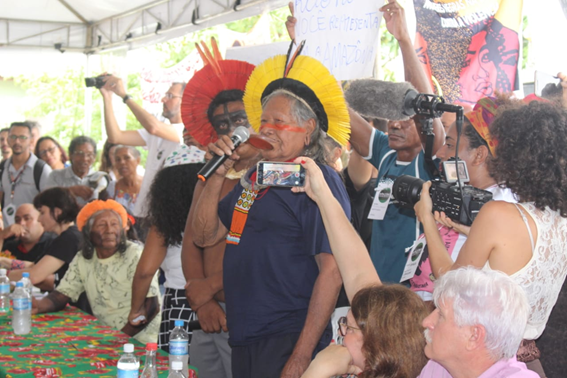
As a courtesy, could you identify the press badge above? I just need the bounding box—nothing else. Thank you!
[400,238,427,282]
[4,203,16,225]
[368,178,393,220]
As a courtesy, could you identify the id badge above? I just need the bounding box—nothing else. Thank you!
[368,179,393,220]
[400,238,427,282]
[4,203,16,225]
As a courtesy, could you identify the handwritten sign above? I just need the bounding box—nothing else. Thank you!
[294,0,384,80]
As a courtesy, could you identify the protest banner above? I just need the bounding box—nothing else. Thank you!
[294,0,384,80]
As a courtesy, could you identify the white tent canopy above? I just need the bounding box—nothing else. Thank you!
[0,0,287,54]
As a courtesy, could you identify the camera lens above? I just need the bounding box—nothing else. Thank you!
[392,175,425,207]
[85,77,96,87]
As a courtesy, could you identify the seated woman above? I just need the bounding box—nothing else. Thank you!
[129,146,204,352]
[288,157,430,378]
[105,145,143,214]
[8,187,81,291]
[32,199,161,344]
[35,136,68,170]
[413,100,567,376]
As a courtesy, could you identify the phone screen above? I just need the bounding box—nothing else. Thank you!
[257,162,305,187]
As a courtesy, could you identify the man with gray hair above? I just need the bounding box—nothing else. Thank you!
[418,267,538,378]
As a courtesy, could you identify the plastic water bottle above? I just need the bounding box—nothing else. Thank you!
[167,361,186,378]
[0,269,10,313]
[117,343,139,378]
[169,320,189,377]
[21,272,32,310]
[12,282,31,334]
[141,342,158,378]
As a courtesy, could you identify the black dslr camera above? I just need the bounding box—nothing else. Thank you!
[85,74,110,89]
[392,160,493,226]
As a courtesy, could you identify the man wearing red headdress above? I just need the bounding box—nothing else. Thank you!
[180,39,260,378]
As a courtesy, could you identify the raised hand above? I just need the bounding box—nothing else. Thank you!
[285,2,297,42]
[379,0,411,44]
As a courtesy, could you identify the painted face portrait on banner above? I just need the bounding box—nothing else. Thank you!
[413,0,522,105]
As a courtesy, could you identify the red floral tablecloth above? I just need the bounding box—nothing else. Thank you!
[0,306,197,377]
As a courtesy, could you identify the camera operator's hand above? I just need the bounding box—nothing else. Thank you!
[102,75,127,98]
[414,181,435,224]
[434,211,471,236]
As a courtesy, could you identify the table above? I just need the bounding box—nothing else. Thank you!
[0,306,197,378]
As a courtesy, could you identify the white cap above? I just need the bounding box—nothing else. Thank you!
[0,268,6,275]
[123,343,134,353]
[172,361,183,370]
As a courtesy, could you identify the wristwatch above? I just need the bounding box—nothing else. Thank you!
[122,94,132,103]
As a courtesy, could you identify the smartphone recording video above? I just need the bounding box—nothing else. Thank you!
[256,162,305,187]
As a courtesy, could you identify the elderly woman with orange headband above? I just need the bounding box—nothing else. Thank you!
[32,199,161,344]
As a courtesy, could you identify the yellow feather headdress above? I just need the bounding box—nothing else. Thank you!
[243,42,350,146]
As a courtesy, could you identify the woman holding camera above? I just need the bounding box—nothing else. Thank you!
[414,100,567,376]
[409,96,517,303]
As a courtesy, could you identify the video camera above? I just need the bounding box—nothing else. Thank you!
[392,159,493,226]
[85,74,111,89]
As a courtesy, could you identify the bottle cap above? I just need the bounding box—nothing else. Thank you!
[0,268,6,275]
[16,282,23,287]
[22,272,30,278]
[172,361,183,370]
[174,320,184,327]
[146,342,158,351]
[123,343,134,353]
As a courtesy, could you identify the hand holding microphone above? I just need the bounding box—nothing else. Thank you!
[198,126,250,181]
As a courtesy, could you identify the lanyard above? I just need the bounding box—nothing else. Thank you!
[9,160,28,199]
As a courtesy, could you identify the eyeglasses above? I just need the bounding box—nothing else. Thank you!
[72,151,96,160]
[9,135,29,141]
[338,316,360,337]
[163,93,183,100]
[39,146,57,157]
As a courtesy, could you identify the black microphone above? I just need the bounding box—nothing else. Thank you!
[197,126,250,181]
[402,89,463,118]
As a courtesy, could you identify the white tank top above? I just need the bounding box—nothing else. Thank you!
[483,202,567,339]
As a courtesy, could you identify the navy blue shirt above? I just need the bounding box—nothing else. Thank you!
[218,164,351,346]
[367,129,437,283]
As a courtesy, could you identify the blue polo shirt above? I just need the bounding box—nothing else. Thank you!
[218,164,350,346]
[366,129,437,283]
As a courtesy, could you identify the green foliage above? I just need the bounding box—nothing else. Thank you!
[378,21,400,82]
[522,15,529,70]
[13,68,97,146]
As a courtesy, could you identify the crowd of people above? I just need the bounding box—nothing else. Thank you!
[1,1,567,377]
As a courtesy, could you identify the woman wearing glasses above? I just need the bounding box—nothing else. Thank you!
[295,157,430,378]
[35,136,68,170]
